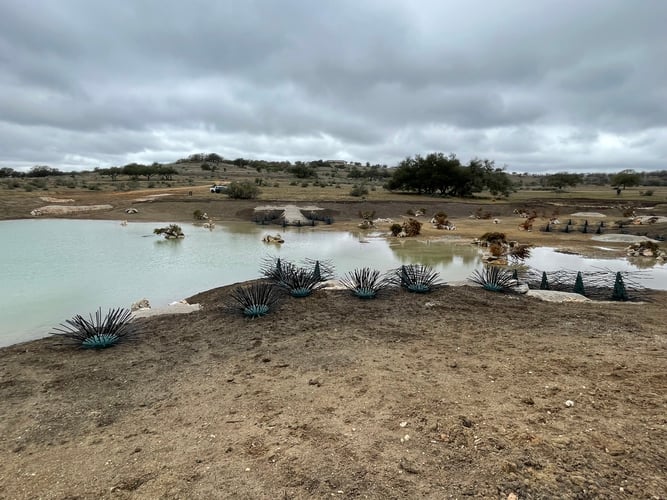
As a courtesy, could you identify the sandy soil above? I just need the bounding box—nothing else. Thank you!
[1,285,666,499]
[2,188,667,498]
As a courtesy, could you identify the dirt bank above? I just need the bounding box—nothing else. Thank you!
[1,285,666,498]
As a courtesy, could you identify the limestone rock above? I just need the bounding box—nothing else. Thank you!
[131,298,151,311]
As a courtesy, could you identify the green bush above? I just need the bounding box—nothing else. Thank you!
[29,178,48,189]
[227,181,260,199]
[350,184,368,197]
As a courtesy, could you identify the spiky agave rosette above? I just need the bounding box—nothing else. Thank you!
[229,281,281,318]
[469,265,515,292]
[393,264,443,293]
[261,257,334,297]
[303,258,335,283]
[281,265,323,297]
[339,268,393,299]
[260,256,289,286]
[50,307,135,348]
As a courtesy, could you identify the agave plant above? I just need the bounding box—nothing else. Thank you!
[611,271,629,301]
[303,258,335,283]
[260,256,288,285]
[339,268,392,299]
[469,265,515,292]
[573,271,586,295]
[280,266,326,297]
[393,264,442,293]
[230,281,281,317]
[540,271,550,290]
[261,257,333,297]
[50,307,135,348]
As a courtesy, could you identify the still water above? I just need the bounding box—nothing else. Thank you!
[1,219,483,346]
[1,220,665,347]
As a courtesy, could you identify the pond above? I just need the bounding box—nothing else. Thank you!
[1,219,665,347]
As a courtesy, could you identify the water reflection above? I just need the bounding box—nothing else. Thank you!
[525,247,667,288]
[626,257,665,269]
[388,238,481,268]
[1,219,665,347]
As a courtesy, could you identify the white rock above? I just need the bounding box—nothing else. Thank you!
[131,298,151,311]
[565,400,575,407]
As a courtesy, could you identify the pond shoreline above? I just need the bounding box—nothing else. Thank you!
[2,193,667,497]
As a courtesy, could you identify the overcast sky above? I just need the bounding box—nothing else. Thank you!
[1,1,665,173]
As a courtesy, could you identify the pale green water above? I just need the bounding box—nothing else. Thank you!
[2,220,665,347]
[0,219,482,346]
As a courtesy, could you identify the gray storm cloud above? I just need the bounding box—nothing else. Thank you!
[0,0,665,172]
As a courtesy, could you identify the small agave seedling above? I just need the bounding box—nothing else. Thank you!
[304,258,335,283]
[573,271,586,295]
[230,281,280,318]
[540,271,550,290]
[340,268,392,299]
[611,271,629,301]
[50,308,135,349]
[469,265,515,292]
[394,264,442,293]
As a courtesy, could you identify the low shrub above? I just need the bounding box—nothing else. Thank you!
[402,218,422,237]
[227,181,260,199]
[350,184,368,197]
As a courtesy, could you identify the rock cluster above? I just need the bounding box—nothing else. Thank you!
[626,241,665,261]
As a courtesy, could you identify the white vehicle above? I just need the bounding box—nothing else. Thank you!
[210,184,228,193]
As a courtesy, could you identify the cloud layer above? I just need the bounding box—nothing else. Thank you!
[1,0,665,172]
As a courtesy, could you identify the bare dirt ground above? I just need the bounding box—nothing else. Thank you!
[1,187,667,498]
[1,285,666,499]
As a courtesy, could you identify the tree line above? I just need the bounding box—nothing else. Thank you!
[95,163,178,181]
[384,153,514,197]
[537,169,667,189]
[0,163,178,181]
